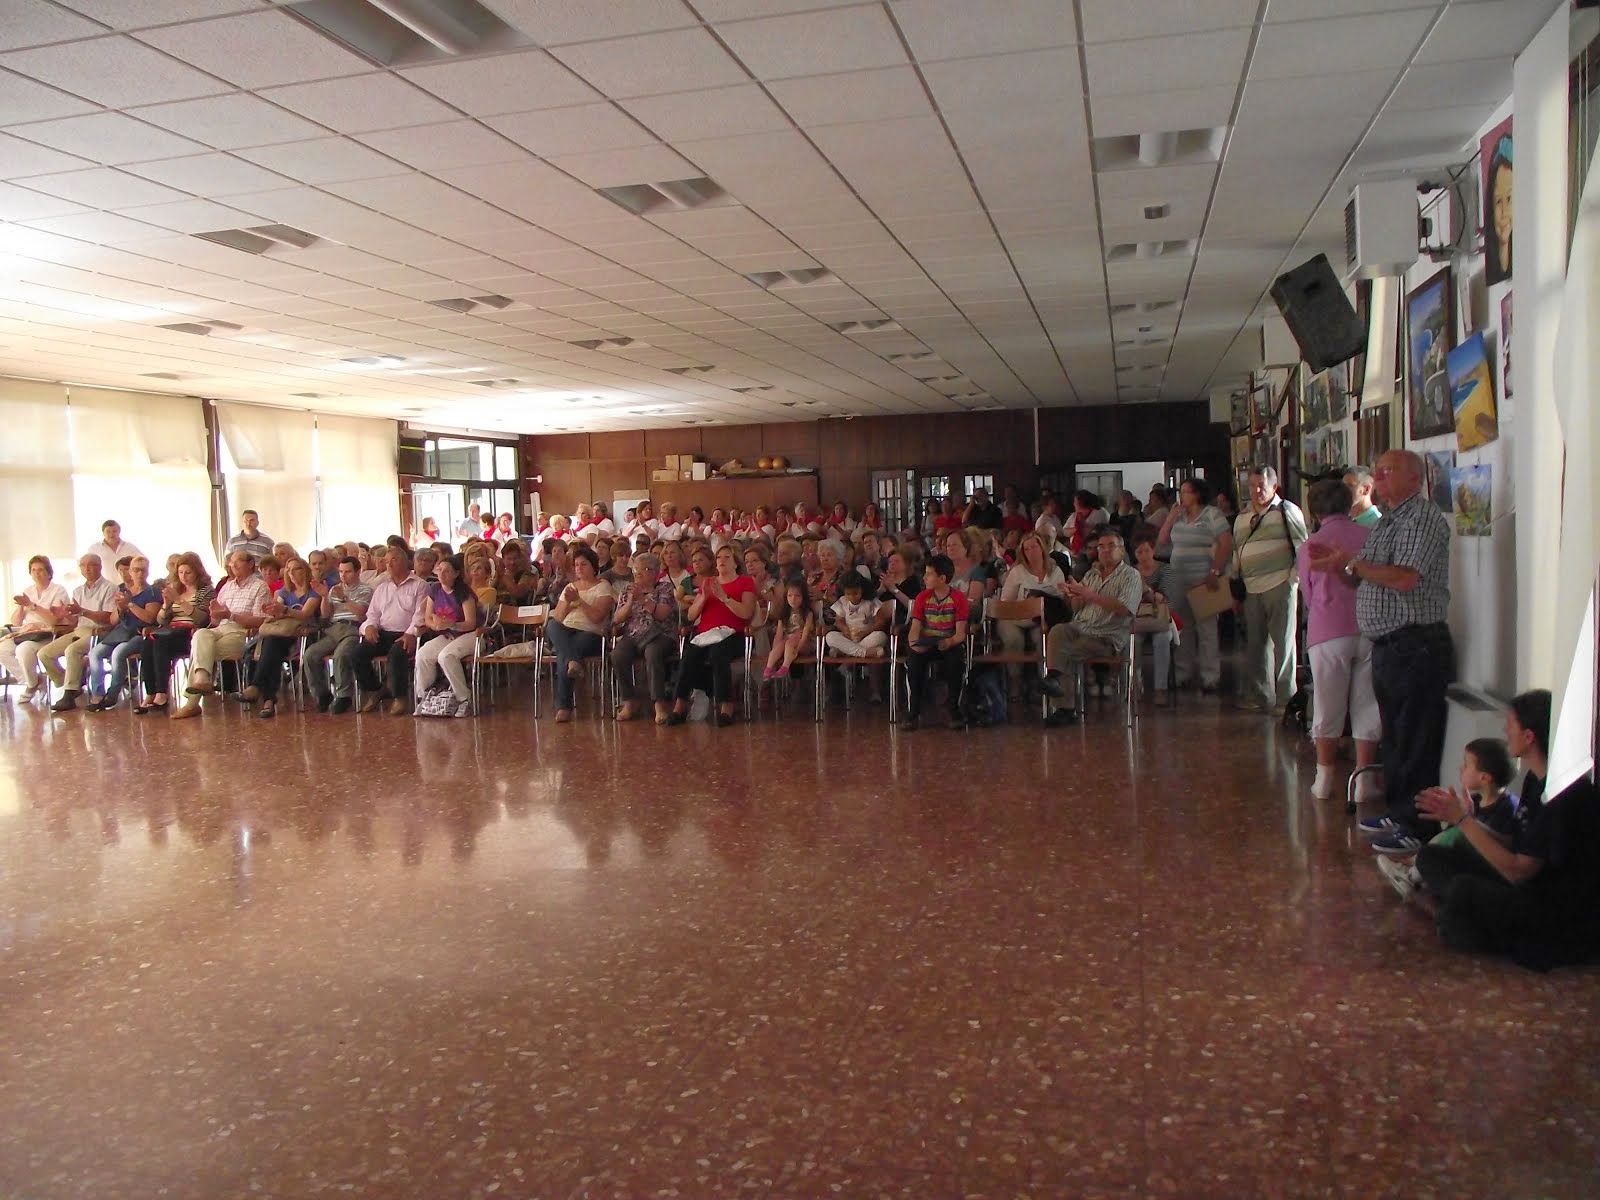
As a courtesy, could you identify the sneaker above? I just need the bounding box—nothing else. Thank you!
[1376,855,1417,900]
[1372,832,1425,856]
[329,696,353,715]
[51,690,81,713]
[1040,670,1065,698]
[453,698,473,718]
[1357,815,1401,837]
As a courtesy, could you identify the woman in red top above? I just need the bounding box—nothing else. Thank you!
[666,545,756,727]
[932,501,964,537]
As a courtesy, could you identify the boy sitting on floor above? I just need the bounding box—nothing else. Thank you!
[1378,738,1518,902]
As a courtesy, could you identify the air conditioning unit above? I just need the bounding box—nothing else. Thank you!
[1344,180,1418,279]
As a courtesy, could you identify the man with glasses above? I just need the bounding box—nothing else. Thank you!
[1040,528,1144,726]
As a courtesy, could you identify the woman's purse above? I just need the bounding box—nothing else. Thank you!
[259,617,308,638]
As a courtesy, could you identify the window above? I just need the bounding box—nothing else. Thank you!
[871,469,914,531]
[963,473,994,497]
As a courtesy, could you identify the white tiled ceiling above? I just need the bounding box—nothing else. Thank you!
[0,0,1543,434]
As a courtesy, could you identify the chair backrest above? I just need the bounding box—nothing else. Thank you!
[982,597,1044,625]
[497,603,547,630]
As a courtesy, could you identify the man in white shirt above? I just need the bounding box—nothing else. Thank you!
[82,519,143,578]
[223,510,274,560]
[43,555,120,712]
[173,550,271,718]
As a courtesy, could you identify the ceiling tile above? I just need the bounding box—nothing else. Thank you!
[0,35,229,108]
[551,28,746,99]
[544,143,699,188]
[8,112,209,164]
[19,210,171,244]
[1079,0,1258,43]
[0,131,94,178]
[128,93,328,149]
[694,0,869,16]
[716,7,907,80]
[356,121,528,172]
[51,0,262,28]
[476,0,698,45]
[0,0,106,51]
[892,0,1076,61]
[1265,0,1439,19]
[136,9,374,88]
[116,197,262,232]
[0,180,88,221]
[487,103,657,157]
[1388,56,1513,111]
[1252,11,1438,78]
[261,75,459,134]
[923,47,1082,112]
[1415,0,1553,64]
[21,165,191,208]
[769,66,932,127]
[0,65,100,123]
[400,50,602,117]
[1089,85,1239,137]
[1086,28,1251,96]
[122,152,294,197]
[621,84,791,140]
[236,137,411,184]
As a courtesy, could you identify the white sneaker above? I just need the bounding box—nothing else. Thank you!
[1376,855,1416,901]
[453,698,473,718]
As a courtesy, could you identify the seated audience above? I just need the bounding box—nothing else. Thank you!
[1297,480,1379,798]
[42,553,120,712]
[413,553,479,718]
[965,488,1003,530]
[258,554,284,594]
[544,544,615,723]
[602,538,633,589]
[135,553,214,715]
[824,572,888,701]
[590,501,616,536]
[1,555,70,700]
[302,556,372,713]
[903,554,969,731]
[997,532,1065,696]
[656,502,684,542]
[497,540,541,604]
[667,545,756,727]
[611,552,678,725]
[942,528,989,609]
[337,546,431,717]
[307,548,337,587]
[492,512,517,546]
[86,554,161,711]
[244,556,321,718]
[1039,529,1143,726]
[172,549,271,720]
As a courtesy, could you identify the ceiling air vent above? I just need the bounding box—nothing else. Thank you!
[284,0,531,67]
[1106,240,1195,262]
[140,371,194,380]
[742,268,833,290]
[194,224,320,255]
[426,294,514,314]
[159,319,242,336]
[885,351,938,364]
[291,391,345,399]
[341,354,406,366]
[468,378,523,389]
[828,318,901,335]
[597,177,728,217]
[568,337,643,351]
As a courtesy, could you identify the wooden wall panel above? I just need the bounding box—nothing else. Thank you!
[589,429,646,459]
[653,475,817,514]
[821,467,869,507]
[760,421,819,466]
[590,460,649,506]
[700,423,764,465]
[537,460,591,517]
[643,428,703,458]
[529,432,589,461]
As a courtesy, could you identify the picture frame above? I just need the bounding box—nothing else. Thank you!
[1481,115,1513,286]
[1230,390,1250,436]
[1406,266,1456,441]
[1302,370,1329,435]
[1250,381,1273,434]
[1348,279,1371,400]
[1272,366,1297,420]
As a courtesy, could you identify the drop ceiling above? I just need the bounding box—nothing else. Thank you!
[0,0,1551,433]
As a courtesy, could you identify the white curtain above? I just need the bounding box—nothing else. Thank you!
[0,378,74,600]
[67,387,216,578]
[315,413,399,546]
[219,401,316,557]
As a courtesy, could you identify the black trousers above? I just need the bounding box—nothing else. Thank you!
[249,634,297,700]
[673,634,742,705]
[352,631,412,700]
[1416,834,1532,955]
[906,645,965,717]
[1371,623,1454,834]
[139,627,192,695]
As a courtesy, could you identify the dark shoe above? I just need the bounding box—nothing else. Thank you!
[900,714,920,731]
[258,701,276,719]
[51,690,81,713]
[358,693,382,714]
[1044,707,1079,727]
[133,700,168,716]
[1357,815,1401,837]
[329,696,352,715]
[665,711,687,727]
[316,693,333,713]
[715,712,735,727]
[1040,670,1065,698]
[1372,832,1425,856]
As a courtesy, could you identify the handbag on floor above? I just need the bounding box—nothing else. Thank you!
[413,687,458,717]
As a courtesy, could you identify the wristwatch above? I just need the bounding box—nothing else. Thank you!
[1342,560,1359,580]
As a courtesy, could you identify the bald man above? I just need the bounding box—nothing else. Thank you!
[1306,450,1454,855]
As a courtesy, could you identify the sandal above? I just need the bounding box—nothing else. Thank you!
[133,699,168,715]
[664,711,687,727]
[258,701,276,719]
[615,702,638,722]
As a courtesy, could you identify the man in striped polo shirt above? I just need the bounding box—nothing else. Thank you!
[1233,467,1309,712]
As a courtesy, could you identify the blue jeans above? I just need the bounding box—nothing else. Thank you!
[87,626,141,701]
[545,623,600,710]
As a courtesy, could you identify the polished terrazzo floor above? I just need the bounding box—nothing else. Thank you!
[1,683,1597,1200]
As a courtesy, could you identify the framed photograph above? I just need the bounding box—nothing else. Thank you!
[1302,371,1329,434]
[1481,115,1513,285]
[1250,381,1273,434]
[1322,428,1348,472]
[1406,266,1455,440]
[1447,330,1498,451]
[1426,449,1456,512]
[1230,390,1250,436]
[1328,367,1350,423]
[1272,366,1297,420]
[1452,463,1493,536]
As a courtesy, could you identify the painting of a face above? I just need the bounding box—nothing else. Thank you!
[1480,118,1512,286]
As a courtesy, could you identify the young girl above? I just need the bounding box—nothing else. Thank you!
[824,573,887,659]
[763,580,814,680]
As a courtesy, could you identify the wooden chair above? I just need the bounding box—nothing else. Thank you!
[472,604,546,712]
[966,597,1048,721]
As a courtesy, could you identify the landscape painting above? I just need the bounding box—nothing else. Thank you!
[1407,267,1455,440]
[1452,463,1492,536]
[1447,331,1498,451]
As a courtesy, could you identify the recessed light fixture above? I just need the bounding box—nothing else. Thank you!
[194,224,320,256]
[159,319,242,337]
[284,0,531,66]
[468,378,522,389]
[743,268,833,290]
[598,176,728,216]
[569,337,643,351]
[292,391,345,399]
[828,318,901,335]
[1106,240,1195,262]
[1110,301,1177,316]
[140,371,195,380]
[1090,126,1228,170]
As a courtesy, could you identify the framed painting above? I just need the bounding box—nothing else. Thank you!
[1406,266,1455,440]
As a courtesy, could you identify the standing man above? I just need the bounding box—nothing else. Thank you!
[224,509,274,560]
[173,549,271,718]
[455,502,483,542]
[338,546,429,716]
[1233,466,1309,713]
[303,555,373,713]
[1306,450,1453,855]
[82,519,143,578]
[43,554,120,712]
[964,488,1003,531]
[1342,466,1383,528]
[1040,528,1145,726]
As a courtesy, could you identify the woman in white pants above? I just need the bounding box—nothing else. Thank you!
[2,555,69,700]
[1130,532,1178,704]
[1297,481,1381,798]
[996,534,1064,698]
[413,555,479,717]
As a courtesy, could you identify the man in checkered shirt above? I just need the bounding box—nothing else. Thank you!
[1306,449,1454,855]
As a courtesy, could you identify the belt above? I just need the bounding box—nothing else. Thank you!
[1371,621,1449,648]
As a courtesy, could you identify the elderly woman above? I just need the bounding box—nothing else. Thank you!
[135,552,214,715]
[666,544,757,727]
[1158,477,1233,694]
[244,556,321,718]
[2,554,70,701]
[544,544,615,723]
[1297,479,1381,798]
[611,552,679,725]
[413,553,480,718]
[86,554,162,710]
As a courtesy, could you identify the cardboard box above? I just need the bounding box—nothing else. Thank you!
[676,454,697,471]
[679,471,693,480]
[651,468,675,482]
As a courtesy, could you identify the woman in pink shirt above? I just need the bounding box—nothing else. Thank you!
[1297,480,1381,799]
